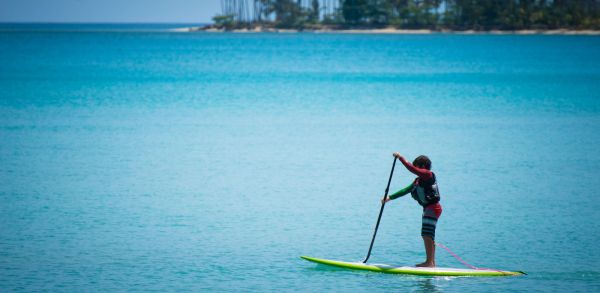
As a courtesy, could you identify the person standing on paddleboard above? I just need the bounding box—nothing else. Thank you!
[382,153,442,268]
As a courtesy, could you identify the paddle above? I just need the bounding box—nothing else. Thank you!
[363,156,397,263]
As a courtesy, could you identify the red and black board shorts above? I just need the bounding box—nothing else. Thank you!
[422,203,442,240]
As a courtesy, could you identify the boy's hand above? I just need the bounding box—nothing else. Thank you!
[381,196,391,204]
[393,152,402,159]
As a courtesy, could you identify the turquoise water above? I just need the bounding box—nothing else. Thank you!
[1,25,600,292]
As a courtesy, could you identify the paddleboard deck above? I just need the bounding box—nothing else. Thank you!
[301,256,524,277]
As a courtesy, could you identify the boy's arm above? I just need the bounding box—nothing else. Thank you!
[397,155,432,180]
[389,182,414,200]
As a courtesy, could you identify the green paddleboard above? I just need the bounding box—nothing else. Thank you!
[301,256,525,277]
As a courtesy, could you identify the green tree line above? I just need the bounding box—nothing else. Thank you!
[214,0,600,30]
[341,0,600,29]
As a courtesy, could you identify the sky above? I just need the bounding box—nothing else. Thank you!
[0,0,221,23]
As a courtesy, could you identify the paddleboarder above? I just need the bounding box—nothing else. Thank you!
[382,153,442,267]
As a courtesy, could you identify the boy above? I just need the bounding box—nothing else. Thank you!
[382,152,442,267]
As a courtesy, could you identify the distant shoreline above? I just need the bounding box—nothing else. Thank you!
[172,25,600,35]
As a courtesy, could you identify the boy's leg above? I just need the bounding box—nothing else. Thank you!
[416,236,435,267]
[417,203,442,267]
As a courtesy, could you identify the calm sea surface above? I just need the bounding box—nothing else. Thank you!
[1,24,599,292]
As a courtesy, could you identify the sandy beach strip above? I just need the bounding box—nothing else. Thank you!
[171,26,600,35]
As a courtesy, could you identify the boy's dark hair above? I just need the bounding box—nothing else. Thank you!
[413,155,431,170]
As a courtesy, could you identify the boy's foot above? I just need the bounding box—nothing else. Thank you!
[416,262,435,268]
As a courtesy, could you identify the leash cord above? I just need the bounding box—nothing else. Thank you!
[435,242,506,274]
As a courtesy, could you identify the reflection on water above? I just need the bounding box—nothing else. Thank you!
[414,277,443,293]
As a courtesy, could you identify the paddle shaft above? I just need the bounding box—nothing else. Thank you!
[363,157,397,263]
